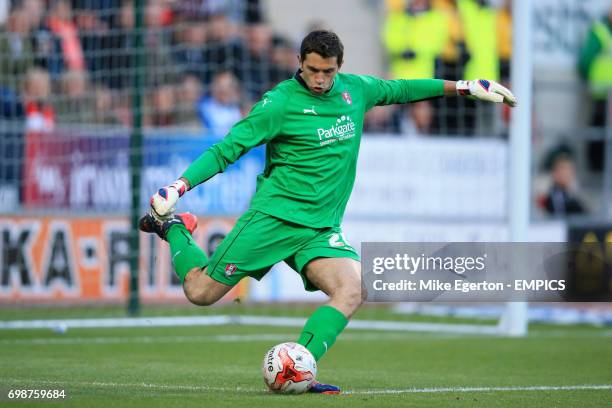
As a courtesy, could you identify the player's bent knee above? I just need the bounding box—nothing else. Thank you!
[350,289,365,309]
[184,285,211,306]
[338,285,364,312]
[186,292,216,307]
[183,267,215,306]
[182,267,233,307]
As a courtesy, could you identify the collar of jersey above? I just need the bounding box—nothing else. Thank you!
[293,69,338,96]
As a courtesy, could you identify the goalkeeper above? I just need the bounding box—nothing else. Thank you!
[140,30,516,394]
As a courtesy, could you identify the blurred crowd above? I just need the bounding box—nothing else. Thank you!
[372,0,612,218]
[0,0,295,133]
[365,0,514,137]
[0,0,518,136]
[533,4,612,218]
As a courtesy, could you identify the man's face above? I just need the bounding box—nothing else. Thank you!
[552,158,575,189]
[299,52,341,95]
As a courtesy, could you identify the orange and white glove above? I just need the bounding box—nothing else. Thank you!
[149,179,188,219]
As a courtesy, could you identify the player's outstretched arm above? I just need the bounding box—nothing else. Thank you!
[148,89,286,218]
[445,79,518,107]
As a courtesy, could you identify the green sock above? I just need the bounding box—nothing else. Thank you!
[297,305,348,361]
[166,224,209,283]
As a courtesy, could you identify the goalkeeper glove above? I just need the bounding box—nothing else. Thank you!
[456,79,517,107]
[150,179,188,219]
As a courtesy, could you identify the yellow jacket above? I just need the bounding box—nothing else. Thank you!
[383,8,450,79]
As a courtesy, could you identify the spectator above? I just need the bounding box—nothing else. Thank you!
[578,6,612,172]
[45,0,86,72]
[146,84,177,127]
[145,0,180,88]
[22,68,55,132]
[175,0,262,24]
[72,1,115,81]
[174,0,209,21]
[73,0,121,28]
[244,23,274,99]
[105,0,134,89]
[173,21,208,82]
[0,84,23,119]
[21,0,44,31]
[204,13,247,86]
[22,0,54,76]
[244,0,263,24]
[456,0,500,136]
[540,152,587,216]
[246,30,295,94]
[457,0,499,82]
[401,101,434,136]
[382,0,450,80]
[430,0,470,134]
[104,0,178,90]
[0,7,34,88]
[112,93,132,127]
[363,105,401,134]
[270,35,296,81]
[197,71,242,137]
[176,74,203,127]
[54,69,95,124]
[0,86,25,203]
[0,4,29,204]
[56,73,121,126]
[433,0,466,79]
[497,0,512,83]
[91,85,122,125]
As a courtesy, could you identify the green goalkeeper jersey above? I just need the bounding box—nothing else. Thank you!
[182,73,444,228]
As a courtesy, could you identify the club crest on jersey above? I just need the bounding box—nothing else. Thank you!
[225,264,237,277]
[342,91,352,105]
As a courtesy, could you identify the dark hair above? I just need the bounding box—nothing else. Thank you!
[300,30,344,65]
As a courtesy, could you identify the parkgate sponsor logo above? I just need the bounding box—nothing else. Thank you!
[317,116,356,146]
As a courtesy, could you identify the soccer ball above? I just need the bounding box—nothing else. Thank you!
[262,342,317,394]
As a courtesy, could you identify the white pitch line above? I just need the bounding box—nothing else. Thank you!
[2,316,611,338]
[0,333,294,346]
[0,332,454,346]
[3,378,611,396]
[344,384,612,395]
[0,315,233,330]
[2,329,611,347]
[0,315,501,335]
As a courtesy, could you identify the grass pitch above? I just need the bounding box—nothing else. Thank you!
[1,306,611,407]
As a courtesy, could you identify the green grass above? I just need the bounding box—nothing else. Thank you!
[0,307,611,407]
[0,303,502,324]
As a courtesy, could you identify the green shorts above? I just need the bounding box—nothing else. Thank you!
[206,209,360,291]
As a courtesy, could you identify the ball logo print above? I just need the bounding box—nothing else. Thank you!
[262,342,317,394]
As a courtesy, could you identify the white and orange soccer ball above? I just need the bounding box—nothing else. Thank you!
[262,342,317,394]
